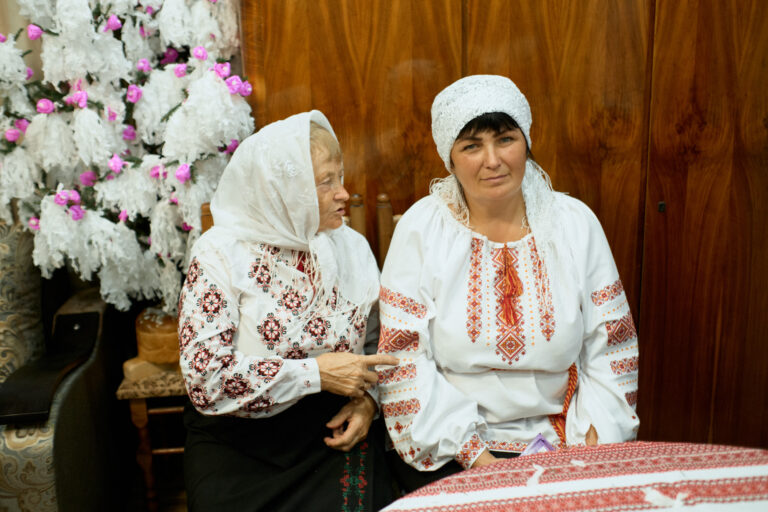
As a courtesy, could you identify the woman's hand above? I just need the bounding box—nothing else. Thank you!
[316,353,399,397]
[586,424,599,446]
[324,394,377,452]
[470,449,500,468]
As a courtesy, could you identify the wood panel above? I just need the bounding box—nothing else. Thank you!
[464,0,654,316]
[640,0,768,446]
[241,0,461,250]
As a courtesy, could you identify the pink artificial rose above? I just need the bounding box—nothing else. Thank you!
[213,62,230,78]
[169,193,178,204]
[4,129,20,142]
[79,170,98,187]
[223,139,239,154]
[175,164,191,183]
[225,75,243,94]
[26,67,33,80]
[208,0,218,4]
[104,14,122,32]
[72,90,88,108]
[69,205,85,221]
[136,58,151,72]
[28,217,40,231]
[149,165,165,179]
[123,125,136,141]
[192,46,208,61]
[0,33,6,43]
[146,6,155,15]
[118,210,128,222]
[239,80,253,97]
[68,189,81,204]
[14,119,29,133]
[173,63,187,78]
[54,190,69,206]
[36,98,55,114]
[108,154,126,173]
[107,106,117,121]
[27,24,42,40]
[139,25,147,38]
[126,84,142,103]
[181,222,193,231]
[160,47,178,65]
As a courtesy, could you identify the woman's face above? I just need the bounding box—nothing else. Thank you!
[313,146,349,231]
[449,127,528,208]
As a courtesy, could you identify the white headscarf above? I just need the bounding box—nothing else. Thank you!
[428,75,574,291]
[209,110,378,316]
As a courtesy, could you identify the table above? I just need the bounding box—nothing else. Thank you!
[116,368,187,511]
[383,442,768,511]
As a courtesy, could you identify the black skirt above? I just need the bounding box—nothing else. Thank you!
[183,392,394,512]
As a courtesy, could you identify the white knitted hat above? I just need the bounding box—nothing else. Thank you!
[431,75,532,171]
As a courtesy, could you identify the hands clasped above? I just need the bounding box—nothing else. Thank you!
[316,352,399,398]
[317,352,399,452]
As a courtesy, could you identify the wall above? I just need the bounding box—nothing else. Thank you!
[240,0,768,447]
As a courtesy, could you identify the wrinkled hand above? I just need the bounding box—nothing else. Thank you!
[324,394,377,452]
[316,353,398,398]
[470,449,500,469]
[586,424,599,446]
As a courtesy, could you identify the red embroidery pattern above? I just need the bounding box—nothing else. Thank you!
[420,456,435,469]
[548,364,578,444]
[528,238,555,341]
[625,390,638,406]
[406,442,768,501]
[381,398,421,418]
[610,355,639,376]
[378,363,417,384]
[606,312,637,346]
[492,247,526,364]
[487,440,528,452]
[591,279,625,306]
[466,238,483,343]
[380,286,427,319]
[378,326,419,353]
[456,433,487,470]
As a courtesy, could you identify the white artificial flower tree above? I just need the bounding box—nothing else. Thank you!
[0,0,253,312]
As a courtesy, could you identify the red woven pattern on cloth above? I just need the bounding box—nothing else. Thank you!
[380,286,428,319]
[465,238,483,343]
[406,442,768,498]
[388,476,768,512]
[378,326,419,353]
[381,398,421,418]
[591,279,625,306]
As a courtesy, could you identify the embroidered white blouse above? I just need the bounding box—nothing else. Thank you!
[377,194,639,471]
[178,229,379,418]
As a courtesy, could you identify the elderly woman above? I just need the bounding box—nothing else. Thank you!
[377,75,639,490]
[178,111,398,511]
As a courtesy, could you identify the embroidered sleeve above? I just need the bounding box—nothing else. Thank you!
[178,247,320,418]
[567,203,639,445]
[377,206,488,471]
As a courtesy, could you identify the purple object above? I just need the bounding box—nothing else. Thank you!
[520,434,555,457]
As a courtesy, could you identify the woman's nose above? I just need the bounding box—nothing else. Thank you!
[484,146,501,168]
[336,185,350,202]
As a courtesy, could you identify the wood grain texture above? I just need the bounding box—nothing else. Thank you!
[640,0,768,447]
[242,0,461,251]
[464,0,653,316]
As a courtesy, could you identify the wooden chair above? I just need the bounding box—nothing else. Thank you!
[375,193,401,267]
[200,194,367,236]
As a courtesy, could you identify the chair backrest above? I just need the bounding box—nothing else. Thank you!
[375,193,401,267]
[200,195,368,237]
[200,203,213,234]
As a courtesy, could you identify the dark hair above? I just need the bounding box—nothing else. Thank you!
[455,112,534,160]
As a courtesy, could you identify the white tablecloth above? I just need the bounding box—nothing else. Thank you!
[383,442,768,511]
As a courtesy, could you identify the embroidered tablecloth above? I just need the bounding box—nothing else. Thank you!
[383,442,768,511]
